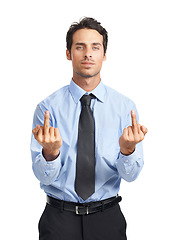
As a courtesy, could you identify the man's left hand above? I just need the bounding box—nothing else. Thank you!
[119,110,148,155]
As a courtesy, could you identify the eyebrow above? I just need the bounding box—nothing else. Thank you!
[75,42,102,46]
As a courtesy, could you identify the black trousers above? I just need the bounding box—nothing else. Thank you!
[39,202,127,240]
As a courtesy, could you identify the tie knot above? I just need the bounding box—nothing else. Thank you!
[80,94,94,106]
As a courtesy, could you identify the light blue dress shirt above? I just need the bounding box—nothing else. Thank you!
[31,79,143,203]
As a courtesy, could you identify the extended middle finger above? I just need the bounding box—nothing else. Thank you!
[44,111,50,135]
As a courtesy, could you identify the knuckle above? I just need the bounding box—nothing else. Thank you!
[40,126,44,131]
[43,136,49,143]
[123,136,129,142]
[141,135,144,141]
[56,133,61,140]
[37,136,42,143]
[55,128,59,134]
[44,124,49,129]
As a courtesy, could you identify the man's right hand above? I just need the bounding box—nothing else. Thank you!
[32,111,62,161]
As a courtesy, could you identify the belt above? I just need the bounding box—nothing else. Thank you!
[47,195,122,215]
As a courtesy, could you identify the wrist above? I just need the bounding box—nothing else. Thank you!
[43,148,60,161]
[120,147,135,156]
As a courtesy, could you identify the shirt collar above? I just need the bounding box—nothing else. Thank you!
[69,79,106,104]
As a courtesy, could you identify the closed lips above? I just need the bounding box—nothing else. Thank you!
[81,62,95,65]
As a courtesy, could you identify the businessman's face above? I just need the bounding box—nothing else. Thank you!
[67,28,106,79]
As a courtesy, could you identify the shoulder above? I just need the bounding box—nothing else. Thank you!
[104,84,135,107]
[34,85,70,125]
[103,84,138,125]
[38,85,69,109]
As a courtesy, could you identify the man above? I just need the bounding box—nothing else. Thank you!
[31,17,148,240]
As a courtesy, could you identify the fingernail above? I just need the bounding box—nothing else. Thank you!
[46,111,49,115]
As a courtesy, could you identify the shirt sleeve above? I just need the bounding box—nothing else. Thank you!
[116,142,144,182]
[30,104,62,185]
[115,104,144,182]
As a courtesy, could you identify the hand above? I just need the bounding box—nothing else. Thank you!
[32,111,62,161]
[119,110,148,155]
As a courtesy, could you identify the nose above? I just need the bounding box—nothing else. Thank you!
[85,53,92,58]
[84,47,92,59]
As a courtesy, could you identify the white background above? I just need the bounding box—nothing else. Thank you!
[1,0,171,239]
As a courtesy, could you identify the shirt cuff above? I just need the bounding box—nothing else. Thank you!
[41,151,61,171]
[116,150,143,182]
[35,151,62,185]
[119,149,140,163]
[119,150,142,170]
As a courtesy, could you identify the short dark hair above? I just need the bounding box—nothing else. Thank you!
[66,17,108,55]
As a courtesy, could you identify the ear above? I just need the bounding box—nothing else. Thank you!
[103,52,107,61]
[66,49,72,60]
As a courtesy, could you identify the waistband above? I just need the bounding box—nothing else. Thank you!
[46,195,122,215]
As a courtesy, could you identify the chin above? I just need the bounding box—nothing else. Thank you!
[76,70,100,79]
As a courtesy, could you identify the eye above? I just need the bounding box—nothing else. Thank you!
[93,46,100,50]
[76,46,83,50]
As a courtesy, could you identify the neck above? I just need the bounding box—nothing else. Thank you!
[72,74,101,92]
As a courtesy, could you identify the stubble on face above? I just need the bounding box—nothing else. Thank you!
[68,29,106,91]
[74,68,100,79]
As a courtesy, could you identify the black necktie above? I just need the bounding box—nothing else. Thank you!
[75,94,95,200]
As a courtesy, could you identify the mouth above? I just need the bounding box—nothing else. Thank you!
[81,61,95,67]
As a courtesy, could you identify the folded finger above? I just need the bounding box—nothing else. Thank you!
[141,125,148,135]
[49,127,54,137]
[122,127,129,140]
[37,126,43,142]
[128,126,134,139]
[32,125,40,138]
